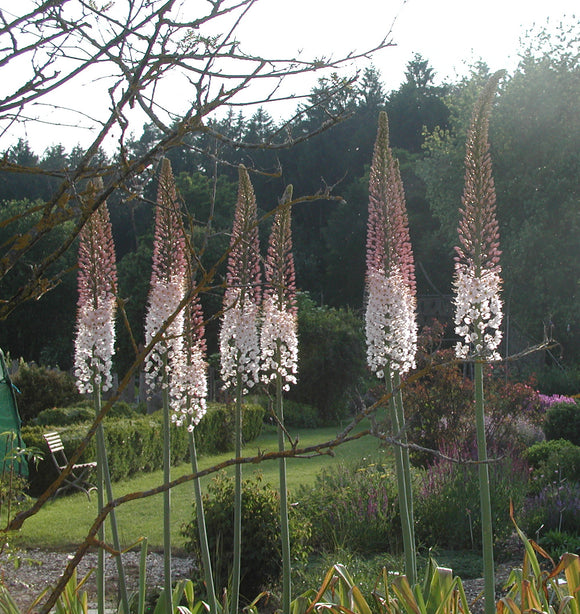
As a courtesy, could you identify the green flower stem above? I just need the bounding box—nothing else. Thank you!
[276,365,291,614]
[162,366,173,613]
[93,379,129,612]
[97,428,129,613]
[189,431,218,613]
[386,371,416,585]
[393,370,416,583]
[230,373,243,614]
[96,421,105,614]
[475,360,495,614]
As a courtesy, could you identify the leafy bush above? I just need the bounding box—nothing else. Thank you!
[524,438,577,468]
[483,370,544,447]
[535,365,580,396]
[523,439,580,495]
[415,445,529,550]
[35,404,94,426]
[182,472,311,600]
[522,482,580,536]
[539,530,580,559]
[106,401,139,419]
[255,395,321,428]
[288,293,366,424]
[294,457,401,554]
[402,322,543,467]
[402,349,473,467]
[193,402,264,454]
[280,399,321,428]
[12,362,82,423]
[543,401,580,445]
[538,393,577,411]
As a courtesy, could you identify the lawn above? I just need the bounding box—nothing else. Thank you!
[15,419,384,551]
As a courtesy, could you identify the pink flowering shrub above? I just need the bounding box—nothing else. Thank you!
[403,322,544,466]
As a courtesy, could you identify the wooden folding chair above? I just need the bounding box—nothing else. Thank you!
[43,432,97,499]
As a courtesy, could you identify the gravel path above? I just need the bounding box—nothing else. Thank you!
[0,548,196,612]
[0,548,515,613]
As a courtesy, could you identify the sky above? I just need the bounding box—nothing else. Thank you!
[2,0,577,154]
[238,0,577,91]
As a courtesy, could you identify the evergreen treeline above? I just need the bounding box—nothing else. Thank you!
[1,28,578,372]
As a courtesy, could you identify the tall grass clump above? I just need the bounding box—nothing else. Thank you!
[415,444,529,551]
[295,457,402,554]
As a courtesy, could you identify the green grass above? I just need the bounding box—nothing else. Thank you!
[15,420,381,551]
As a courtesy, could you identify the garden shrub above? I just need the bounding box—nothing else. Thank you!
[279,399,321,428]
[402,346,473,468]
[193,402,264,454]
[523,439,580,495]
[35,404,94,426]
[522,481,580,537]
[35,401,145,426]
[288,293,366,424]
[538,529,580,558]
[256,395,321,428]
[182,472,311,600]
[415,445,529,550]
[106,401,138,419]
[535,365,580,396]
[523,438,576,469]
[402,322,542,467]
[543,401,580,445]
[294,456,401,554]
[12,361,82,423]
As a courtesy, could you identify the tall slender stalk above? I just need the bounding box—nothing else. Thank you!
[475,361,495,613]
[144,158,188,613]
[276,362,291,614]
[189,433,217,613]
[94,386,129,614]
[453,71,506,614]
[162,365,173,613]
[230,374,243,614]
[96,415,105,614]
[392,370,416,580]
[178,289,215,612]
[73,179,128,612]
[385,372,415,584]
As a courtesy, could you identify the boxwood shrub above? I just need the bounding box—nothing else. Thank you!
[543,401,580,445]
[22,402,264,496]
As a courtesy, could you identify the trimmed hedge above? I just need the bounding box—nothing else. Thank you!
[35,401,139,426]
[543,401,580,446]
[22,402,264,496]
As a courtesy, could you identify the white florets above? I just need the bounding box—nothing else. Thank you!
[144,278,186,397]
[170,343,208,431]
[260,296,298,391]
[453,265,503,360]
[219,288,260,394]
[74,298,116,394]
[365,267,417,376]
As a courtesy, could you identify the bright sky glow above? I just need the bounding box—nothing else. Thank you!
[2,0,577,154]
[239,0,577,89]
